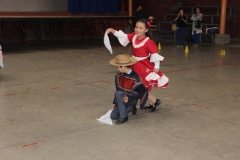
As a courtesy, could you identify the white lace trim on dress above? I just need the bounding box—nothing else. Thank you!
[145,72,169,88]
[132,35,149,48]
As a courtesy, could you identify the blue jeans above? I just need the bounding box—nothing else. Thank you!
[193,31,200,45]
[176,28,185,45]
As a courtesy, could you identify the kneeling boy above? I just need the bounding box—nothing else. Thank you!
[109,54,148,125]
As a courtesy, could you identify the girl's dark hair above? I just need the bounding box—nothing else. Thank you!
[179,8,184,12]
[136,19,153,39]
[196,7,201,11]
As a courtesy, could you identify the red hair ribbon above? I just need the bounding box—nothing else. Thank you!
[147,21,151,27]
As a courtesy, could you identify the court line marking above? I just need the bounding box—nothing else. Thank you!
[164,64,231,74]
[0,80,113,98]
[61,49,97,65]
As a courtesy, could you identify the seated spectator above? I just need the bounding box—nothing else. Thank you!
[148,16,157,30]
[169,0,184,13]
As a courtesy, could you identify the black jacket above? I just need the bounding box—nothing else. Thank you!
[174,14,187,28]
[113,70,148,109]
[134,10,148,20]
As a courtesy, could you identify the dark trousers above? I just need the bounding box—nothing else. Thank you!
[176,27,185,45]
[111,91,138,119]
[193,31,200,45]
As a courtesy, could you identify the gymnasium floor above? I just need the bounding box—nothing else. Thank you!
[0,40,240,160]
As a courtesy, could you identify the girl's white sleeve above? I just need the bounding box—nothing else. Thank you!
[150,53,165,69]
[113,30,130,47]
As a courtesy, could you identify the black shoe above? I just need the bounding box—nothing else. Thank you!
[151,99,161,112]
[115,117,128,125]
[143,104,153,110]
[132,106,137,115]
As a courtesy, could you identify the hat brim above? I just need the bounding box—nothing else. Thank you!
[109,57,137,66]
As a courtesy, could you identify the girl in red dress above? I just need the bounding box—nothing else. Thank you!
[106,19,169,112]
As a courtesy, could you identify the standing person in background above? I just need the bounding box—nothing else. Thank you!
[191,7,203,47]
[174,9,187,47]
[0,45,4,69]
[134,5,148,20]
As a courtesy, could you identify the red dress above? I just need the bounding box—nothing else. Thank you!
[127,32,169,91]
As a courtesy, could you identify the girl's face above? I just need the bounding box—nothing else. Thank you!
[135,22,148,39]
[196,8,201,14]
[179,10,184,15]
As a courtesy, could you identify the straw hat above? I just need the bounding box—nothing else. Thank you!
[109,54,137,66]
[148,16,155,20]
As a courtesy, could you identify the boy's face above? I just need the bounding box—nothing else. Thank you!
[117,66,129,73]
[117,66,125,73]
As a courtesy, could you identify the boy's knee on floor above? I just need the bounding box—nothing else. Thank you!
[115,91,124,97]
[110,113,118,120]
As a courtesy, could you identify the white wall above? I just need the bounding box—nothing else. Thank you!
[0,0,68,12]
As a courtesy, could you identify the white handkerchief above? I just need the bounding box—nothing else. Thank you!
[97,109,113,125]
[104,31,113,54]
